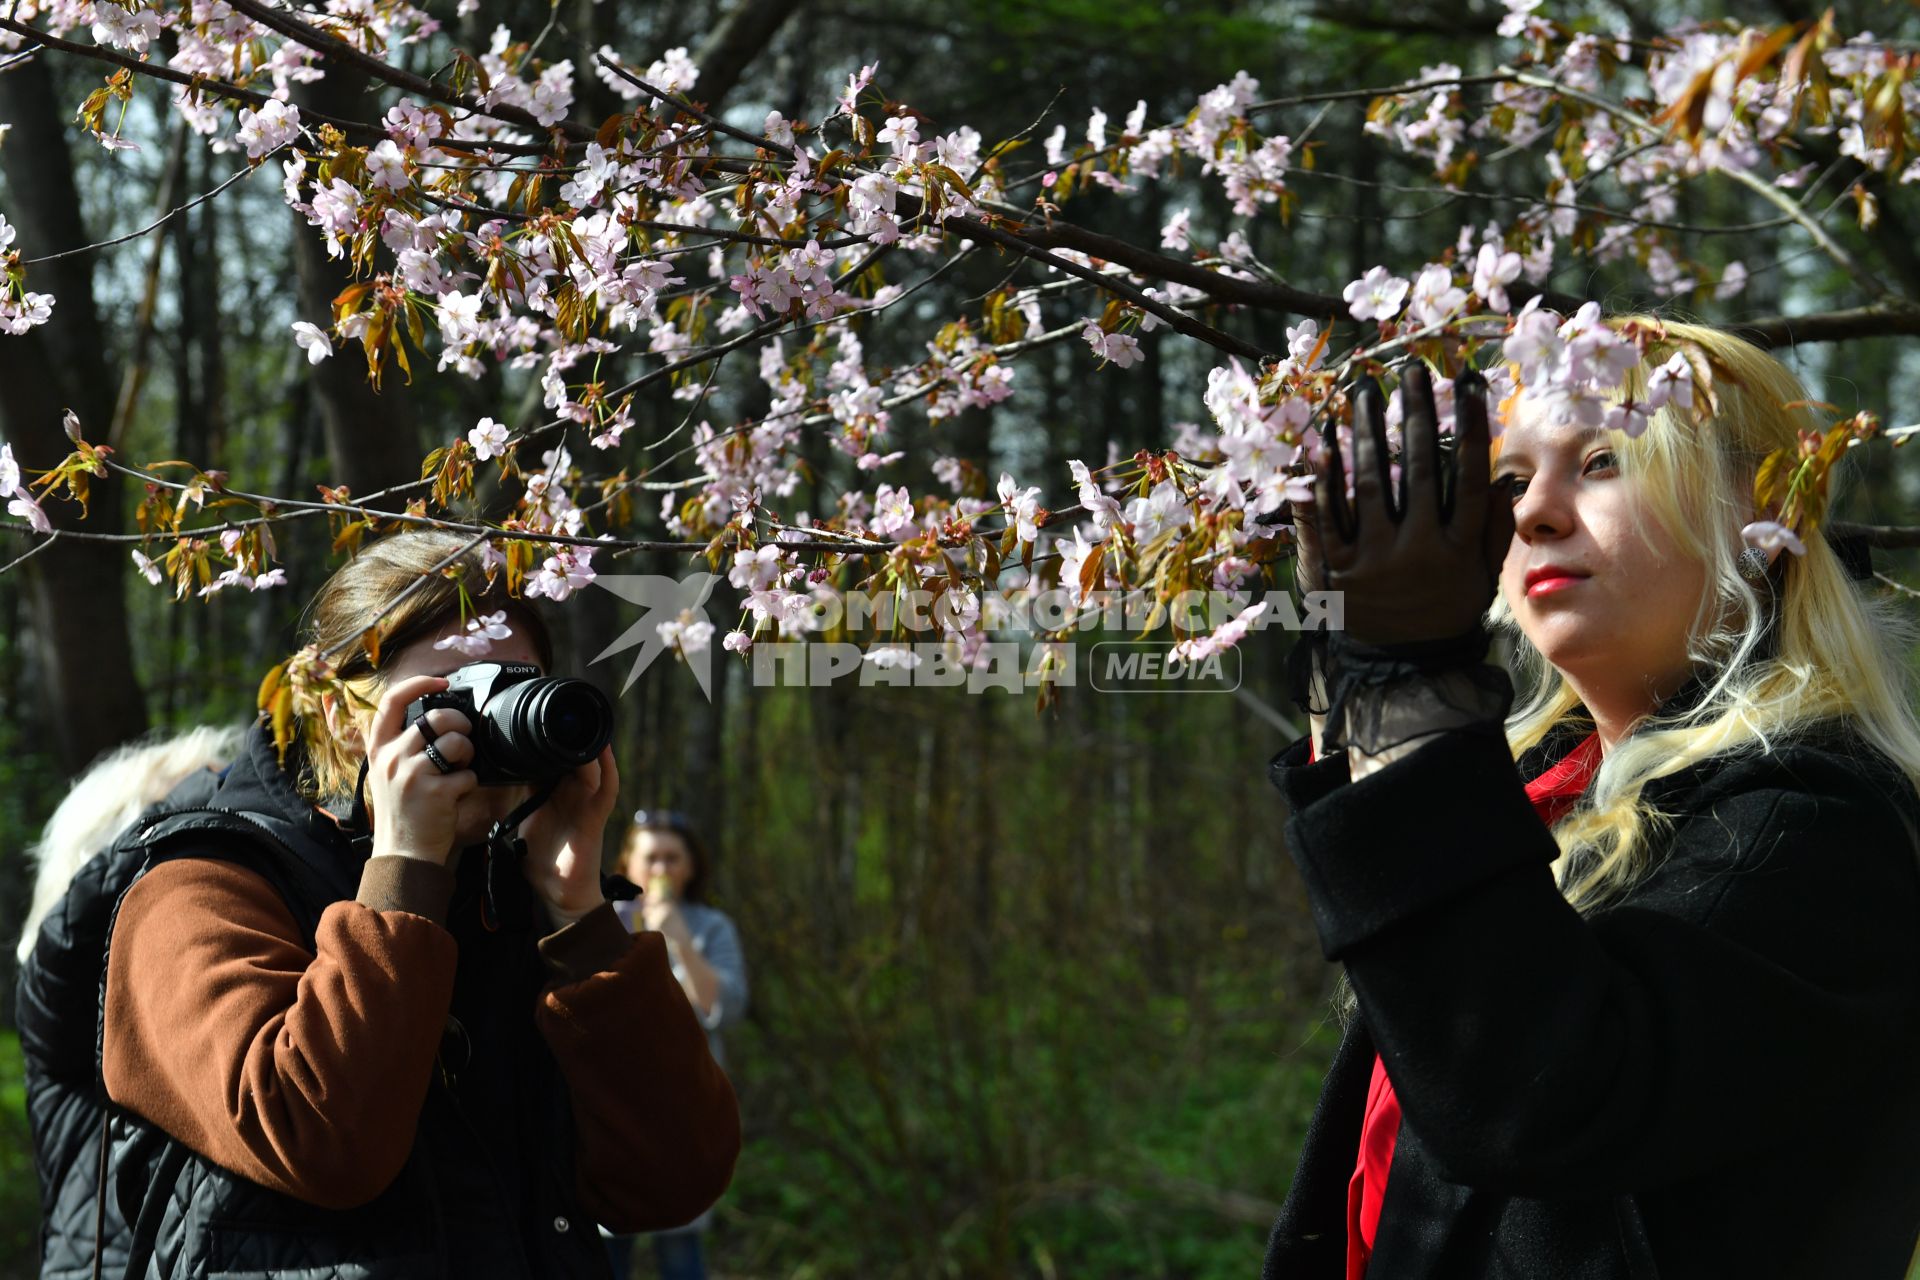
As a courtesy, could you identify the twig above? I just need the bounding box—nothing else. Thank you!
[1874,571,1920,600]
[0,528,58,575]
[1249,73,1518,112]
[316,531,489,664]
[594,53,795,158]
[27,151,266,264]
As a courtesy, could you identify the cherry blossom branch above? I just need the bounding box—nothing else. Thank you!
[594,243,897,405]
[314,531,489,664]
[416,187,862,254]
[639,318,1090,479]
[594,53,796,158]
[0,14,384,144]
[1503,65,1896,303]
[27,465,892,557]
[997,217,1344,318]
[1247,73,1519,112]
[221,0,593,145]
[946,214,1269,360]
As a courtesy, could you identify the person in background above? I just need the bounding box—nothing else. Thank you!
[17,529,740,1280]
[601,809,749,1280]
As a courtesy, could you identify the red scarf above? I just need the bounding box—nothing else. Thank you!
[1333,730,1603,1279]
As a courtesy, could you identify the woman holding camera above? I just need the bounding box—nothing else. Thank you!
[601,811,749,1280]
[1266,322,1920,1278]
[24,529,739,1278]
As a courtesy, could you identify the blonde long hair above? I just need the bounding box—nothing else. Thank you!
[1492,319,1920,910]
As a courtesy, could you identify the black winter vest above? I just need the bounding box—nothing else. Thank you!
[18,723,615,1280]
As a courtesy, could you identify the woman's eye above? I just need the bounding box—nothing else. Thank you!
[1497,474,1528,500]
[1585,450,1619,474]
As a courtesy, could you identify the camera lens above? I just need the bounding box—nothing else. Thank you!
[483,676,613,779]
[539,683,604,756]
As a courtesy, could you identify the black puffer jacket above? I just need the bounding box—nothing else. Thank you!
[18,725,614,1280]
[1262,711,1920,1279]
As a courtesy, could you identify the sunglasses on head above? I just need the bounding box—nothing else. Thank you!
[632,808,694,834]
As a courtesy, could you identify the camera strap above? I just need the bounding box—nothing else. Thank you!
[480,780,560,933]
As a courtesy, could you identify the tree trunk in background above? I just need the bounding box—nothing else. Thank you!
[289,71,424,496]
[0,55,148,775]
[692,0,805,110]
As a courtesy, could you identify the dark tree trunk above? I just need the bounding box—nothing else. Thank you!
[288,71,424,496]
[692,0,805,110]
[0,55,147,774]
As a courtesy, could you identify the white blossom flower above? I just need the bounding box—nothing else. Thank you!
[468,418,510,461]
[1741,520,1805,557]
[1344,266,1411,322]
[291,321,332,365]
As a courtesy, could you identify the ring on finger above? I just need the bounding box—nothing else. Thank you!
[415,717,439,748]
[422,739,457,775]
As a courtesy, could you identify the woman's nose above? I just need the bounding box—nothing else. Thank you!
[1512,477,1571,541]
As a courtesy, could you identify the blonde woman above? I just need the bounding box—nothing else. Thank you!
[1267,323,1920,1279]
[18,529,740,1279]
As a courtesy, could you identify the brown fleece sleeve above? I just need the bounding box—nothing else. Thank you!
[102,856,459,1210]
[533,903,743,1233]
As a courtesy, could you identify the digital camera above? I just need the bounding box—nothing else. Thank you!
[404,662,614,787]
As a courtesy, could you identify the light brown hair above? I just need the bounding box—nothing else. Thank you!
[296,529,554,799]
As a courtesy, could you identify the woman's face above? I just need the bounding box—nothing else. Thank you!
[355,613,545,847]
[1494,402,1707,707]
[623,829,693,899]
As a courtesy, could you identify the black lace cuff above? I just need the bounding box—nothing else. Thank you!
[1320,623,1514,755]
[1285,630,1331,719]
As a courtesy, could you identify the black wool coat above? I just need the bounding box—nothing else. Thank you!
[1262,712,1920,1280]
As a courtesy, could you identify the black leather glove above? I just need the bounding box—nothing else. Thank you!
[1311,364,1516,646]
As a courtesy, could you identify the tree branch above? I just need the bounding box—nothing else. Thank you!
[1001,219,1344,319]
[946,214,1269,361]
[1729,302,1920,349]
[222,0,592,144]
[0,14,382,143]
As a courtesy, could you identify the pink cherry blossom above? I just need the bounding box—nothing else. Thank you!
[7,493,50,532]
[236,100,300,161]
[1472,244,1523,313]
[872,483,915,537]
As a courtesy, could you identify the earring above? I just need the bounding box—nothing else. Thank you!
[1737,546,1772,582]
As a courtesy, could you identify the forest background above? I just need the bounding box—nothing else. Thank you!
[2,0,1920,1275]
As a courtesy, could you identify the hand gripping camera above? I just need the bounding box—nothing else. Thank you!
[403,662,614,787]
